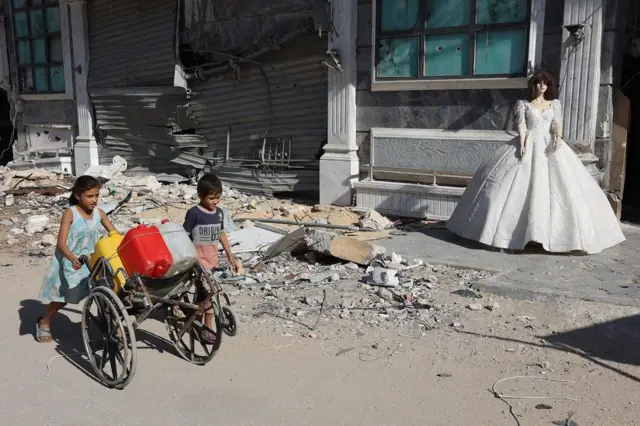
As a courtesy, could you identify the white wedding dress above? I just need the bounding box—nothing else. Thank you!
[446,99,625,254]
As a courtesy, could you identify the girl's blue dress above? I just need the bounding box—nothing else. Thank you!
[38,206,101,304]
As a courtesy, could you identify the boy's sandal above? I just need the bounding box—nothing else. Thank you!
[35,317,52,343]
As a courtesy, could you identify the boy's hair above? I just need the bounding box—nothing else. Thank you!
[197,173,223,197]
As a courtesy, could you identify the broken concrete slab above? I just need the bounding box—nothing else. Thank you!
[224,226,283,254]
[84,155,127,181]
[154,173,189,184]
[305,229,386,266]
[263,227,307,259]
[252,222,289,235]
[359,209,392,231]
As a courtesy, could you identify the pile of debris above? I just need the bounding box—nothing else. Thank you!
[216,247,491,333]
[0,166,74,248]
[210,215,491,333]
[0,162,495,335]
[0,158,398,256]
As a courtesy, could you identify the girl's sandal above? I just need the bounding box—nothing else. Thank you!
[199,329,216,345]
[35,317,52,343]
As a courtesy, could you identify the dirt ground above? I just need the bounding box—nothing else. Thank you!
[2,251,639,426]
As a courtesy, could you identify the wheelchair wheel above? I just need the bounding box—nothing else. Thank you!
[222,305,239,336]
[164,287,222,365]
[81,286,137,389]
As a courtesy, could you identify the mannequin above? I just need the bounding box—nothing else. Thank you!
[446,70,625,254]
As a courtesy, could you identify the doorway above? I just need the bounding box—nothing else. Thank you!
[621,9,640,222]
[0,89,14,166]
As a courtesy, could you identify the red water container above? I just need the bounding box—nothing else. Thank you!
[117,224,173,278]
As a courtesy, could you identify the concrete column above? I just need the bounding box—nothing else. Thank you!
[319,0,358,206]
[68,0,98,175]
[0,16,11,91]
[558,0,603,151]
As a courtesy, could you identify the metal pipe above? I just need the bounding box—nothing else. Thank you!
[225,127,230,162]
[369,132,375,181]
[234,217,360,231]
[148,296,199,310]
[253,222,290,235]
[133,302,162,326]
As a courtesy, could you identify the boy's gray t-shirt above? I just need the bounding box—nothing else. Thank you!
[183,205,225,245]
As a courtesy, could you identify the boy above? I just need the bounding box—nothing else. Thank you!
[183,173,243,344]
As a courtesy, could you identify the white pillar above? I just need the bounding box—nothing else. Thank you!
[558,0,603,151]
[68,0,98,175]
[319,0,359,206]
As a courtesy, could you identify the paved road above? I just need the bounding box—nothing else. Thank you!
[379,223,640,306]
[1,252,639,425]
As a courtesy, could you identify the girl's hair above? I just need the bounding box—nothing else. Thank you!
[69,175,100,205]
[528,70,558,101]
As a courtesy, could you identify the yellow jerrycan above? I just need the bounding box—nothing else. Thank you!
[89,230,126,292]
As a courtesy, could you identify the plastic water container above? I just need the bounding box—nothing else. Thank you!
[158,219,197,277]
[118,224,173,278]
[89,230,126,292]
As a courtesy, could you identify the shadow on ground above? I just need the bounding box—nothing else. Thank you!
[18,299,181,387]
[455,313,640,384]
[542,314,640,368]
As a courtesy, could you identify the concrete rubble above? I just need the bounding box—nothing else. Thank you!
[358,209,393,231]
[0,164,496,334]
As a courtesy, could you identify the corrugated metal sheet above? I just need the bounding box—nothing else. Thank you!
[214,165,320,195]
[87,0,177,88]
[188,35,327,192]
[92,87,206,175]
[559,0,603,146]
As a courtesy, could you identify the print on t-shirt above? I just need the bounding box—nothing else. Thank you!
[183,205,225,246]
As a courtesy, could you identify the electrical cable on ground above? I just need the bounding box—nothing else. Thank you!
[45,350,83,377]
[491,375,578,426]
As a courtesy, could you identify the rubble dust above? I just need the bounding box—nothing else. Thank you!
[0,165,495,336]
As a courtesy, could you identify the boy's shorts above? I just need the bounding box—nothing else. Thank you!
[195,244,219,270]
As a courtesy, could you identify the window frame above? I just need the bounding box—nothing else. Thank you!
[9,0,74,99]
[371,0,546,91]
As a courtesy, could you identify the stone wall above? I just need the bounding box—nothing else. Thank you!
[355,1,619,178]
[356,1,529,167]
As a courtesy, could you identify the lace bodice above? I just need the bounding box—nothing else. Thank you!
[515,99,562,139]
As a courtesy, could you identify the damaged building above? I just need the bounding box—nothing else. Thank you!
[1,0,639,221]
[2,0,330,195]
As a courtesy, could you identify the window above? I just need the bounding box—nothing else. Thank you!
[374,0,541,89]
[11,0,65,94]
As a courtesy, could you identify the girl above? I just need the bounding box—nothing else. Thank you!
[35,175,118,343]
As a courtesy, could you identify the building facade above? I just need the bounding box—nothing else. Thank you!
[1,0,638,220]
[337,0,633,219]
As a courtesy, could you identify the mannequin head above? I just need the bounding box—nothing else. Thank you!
[528,70,558,101]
